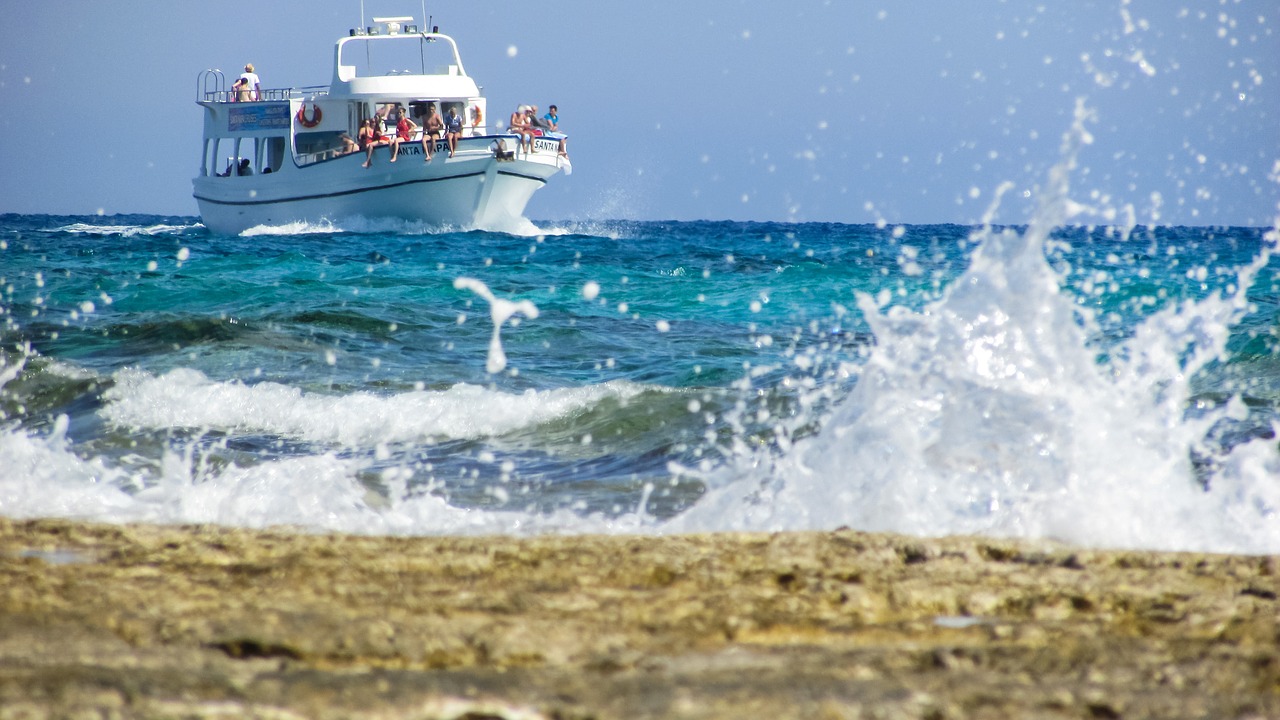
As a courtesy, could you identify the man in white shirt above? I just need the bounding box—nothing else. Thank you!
[235,63,261,102]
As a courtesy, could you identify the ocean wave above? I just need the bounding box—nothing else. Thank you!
[100,367,657,447]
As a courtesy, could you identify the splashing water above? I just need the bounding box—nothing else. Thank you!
[671,102,1280,553]
[453,278,540,374]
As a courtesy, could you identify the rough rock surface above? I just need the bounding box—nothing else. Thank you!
[1,518,1276,719]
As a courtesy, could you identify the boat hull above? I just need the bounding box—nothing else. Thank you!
[193,144,562,234]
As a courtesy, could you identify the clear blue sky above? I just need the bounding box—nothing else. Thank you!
[1,1,1276,226]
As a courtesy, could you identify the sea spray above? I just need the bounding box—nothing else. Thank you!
[670,103,1280,552]
[452,277,540,374]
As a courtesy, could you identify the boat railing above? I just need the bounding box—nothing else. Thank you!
[195,73,330,104]
[196,69,226,102]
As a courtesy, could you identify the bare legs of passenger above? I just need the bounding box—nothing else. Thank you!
[389,137,401,162]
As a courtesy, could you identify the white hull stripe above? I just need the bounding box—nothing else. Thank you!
[194,169,546,207]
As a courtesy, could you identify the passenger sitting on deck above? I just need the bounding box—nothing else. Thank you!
[444,106,464,158]
[389,104,417,162]
[526,105,551,153]
[338,133,359,155]
[524,106,558,154]
[236,158,253,176]
[542,104,569,158]
[359,117,388,168]
[509,105,535,153]
[420,102,443,161]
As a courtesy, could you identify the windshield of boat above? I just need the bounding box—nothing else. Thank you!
[339,36,462,78]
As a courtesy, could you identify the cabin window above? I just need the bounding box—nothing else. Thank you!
[208,138,253,177]
[204,136,285,176]
[442,102,464,124]
[293,130,354,165]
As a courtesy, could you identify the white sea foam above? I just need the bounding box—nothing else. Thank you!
[475,214,558,237]
[234,213,573,238]
[101,367,647,446]
[57,222,202,237]
[238,215,463,236]
[0,418,636,535]
[239,218,347,236]
[0,416,137,520]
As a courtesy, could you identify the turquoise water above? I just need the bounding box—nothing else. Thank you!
[2,210,1278,551]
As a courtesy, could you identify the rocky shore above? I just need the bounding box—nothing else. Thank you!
[1,518,1276,719]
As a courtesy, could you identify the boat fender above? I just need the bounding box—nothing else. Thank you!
[296,104,323,128]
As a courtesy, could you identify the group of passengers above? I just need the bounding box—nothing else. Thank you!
[359,102,466,167]
[336,100,568,167]
[508,104,568,158]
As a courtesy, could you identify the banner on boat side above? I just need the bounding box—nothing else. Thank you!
[228,104,291,132]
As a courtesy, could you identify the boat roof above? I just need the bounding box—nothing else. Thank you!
[328,20,480,100]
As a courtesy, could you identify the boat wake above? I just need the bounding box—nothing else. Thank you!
[56,221,204,237]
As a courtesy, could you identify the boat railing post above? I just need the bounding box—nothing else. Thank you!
[196,69,226,102]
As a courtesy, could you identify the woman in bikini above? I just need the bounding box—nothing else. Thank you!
[389,105,416,162]
[359,117,387,168]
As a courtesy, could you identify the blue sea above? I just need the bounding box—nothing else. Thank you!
[2,200,1278,553]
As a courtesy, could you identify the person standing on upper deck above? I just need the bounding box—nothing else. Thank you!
[234,64,261,102]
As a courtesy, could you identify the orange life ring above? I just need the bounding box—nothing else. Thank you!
[470,105,483,126]
[296,104,322,128]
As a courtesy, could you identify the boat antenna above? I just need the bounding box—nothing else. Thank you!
[359,0,366,29]
[421,0,428,30]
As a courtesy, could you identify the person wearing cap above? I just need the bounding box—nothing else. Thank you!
[233,63,261,102]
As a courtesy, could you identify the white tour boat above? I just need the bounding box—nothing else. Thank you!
[192,17,570,235]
